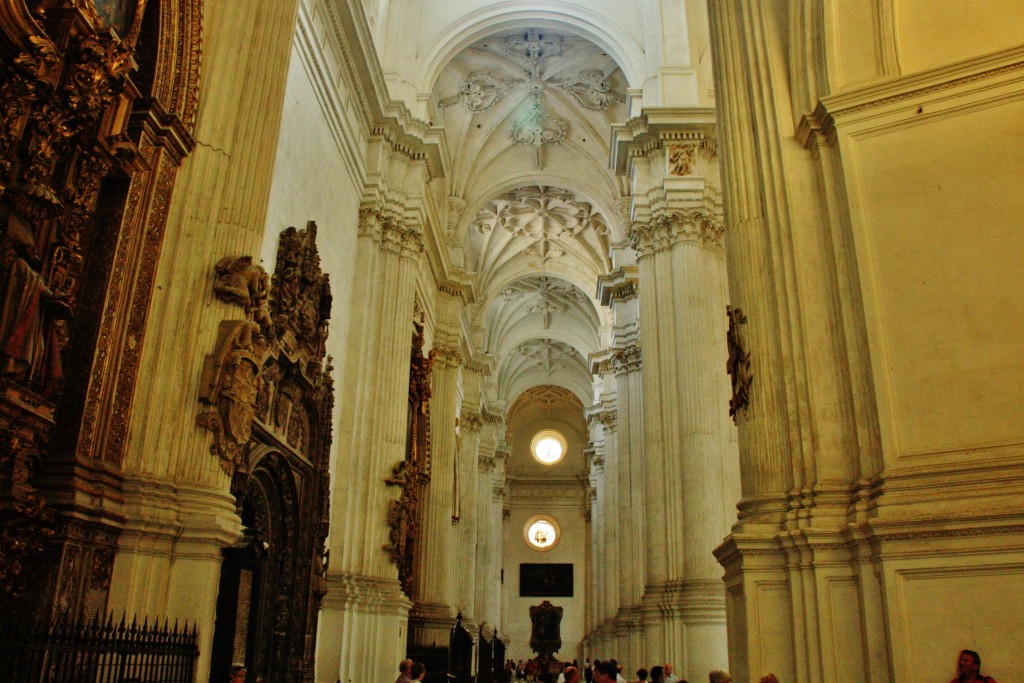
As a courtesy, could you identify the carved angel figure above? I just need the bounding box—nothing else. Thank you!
[213,255,273,337]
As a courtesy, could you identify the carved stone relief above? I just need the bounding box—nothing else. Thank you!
[726,305,752,421]
[206,224,335,683]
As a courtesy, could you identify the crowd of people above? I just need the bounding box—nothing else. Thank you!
[485,648,996,683]
[496,657,753,683]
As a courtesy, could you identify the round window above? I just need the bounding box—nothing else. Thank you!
[524,515,560,551]
[531,430,566,465]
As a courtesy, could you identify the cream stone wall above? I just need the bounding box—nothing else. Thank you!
[502,499,589,664]
[709,1,1024,682]
[262,40,365,404]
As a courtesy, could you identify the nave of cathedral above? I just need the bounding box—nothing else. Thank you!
[0,1,1022,682]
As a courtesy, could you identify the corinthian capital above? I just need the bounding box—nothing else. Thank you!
[630,210,724,256]
[613,344,642,374]
[461,410,483,433]
[432,339,463,369]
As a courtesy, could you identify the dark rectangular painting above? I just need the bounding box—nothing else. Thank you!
[520,563,573,597]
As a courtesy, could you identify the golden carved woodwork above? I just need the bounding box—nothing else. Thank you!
[0,0,201,624]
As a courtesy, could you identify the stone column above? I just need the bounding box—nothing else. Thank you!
[620,117,740,680]
[599,266,646,669]
[474,416,497,629]
[456,384,483,626]
[109,2,300,679]
[317,207,422,683]
[585,440,610,654]
[410,323,461,647]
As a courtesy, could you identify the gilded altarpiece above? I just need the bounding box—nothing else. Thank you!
[202,223,334,683]
[0,0,199,621]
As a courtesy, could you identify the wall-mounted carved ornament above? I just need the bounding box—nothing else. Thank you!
[726,306,752,421]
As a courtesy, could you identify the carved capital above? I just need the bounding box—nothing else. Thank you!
[479,454,496,473]
[432,339,462,370]
[461,409,483,433]
[613,344,642,374]
[630,210,724,257]
[595,409,618,431]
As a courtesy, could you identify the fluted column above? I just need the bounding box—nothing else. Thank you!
[585,440,612,653]
[410,324,461,646]
[456,397,483,626]
[618,117,740,680]
[598,266,646,669]
[474,417,498,629]
[109,3,300,679]
[317,207,422,683]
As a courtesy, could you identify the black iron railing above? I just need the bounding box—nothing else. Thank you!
[0,613,199,683]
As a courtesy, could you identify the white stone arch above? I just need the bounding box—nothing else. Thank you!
[414,3,645,96]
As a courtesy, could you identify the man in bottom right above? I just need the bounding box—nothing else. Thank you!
[952,650,997,683]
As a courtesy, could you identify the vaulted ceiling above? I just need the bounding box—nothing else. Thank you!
[434,27,628,412]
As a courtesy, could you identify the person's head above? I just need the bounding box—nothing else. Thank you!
[411,662,426,681]
[664,665,673,677]
[758,675,779,683]
[650,666,664,683]
[958,650,981,677]
[708,671,731,683]
[229,665,247,682]
[564,666,580,683]
[636,668,649,682]
[400,660,413,675]
[594,660,618,683]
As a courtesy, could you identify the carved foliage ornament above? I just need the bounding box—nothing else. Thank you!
[726,306,752,421]
[629,210,724,256]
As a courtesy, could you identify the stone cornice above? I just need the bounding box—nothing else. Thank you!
[610,107,717,176]
[596,266,640,306]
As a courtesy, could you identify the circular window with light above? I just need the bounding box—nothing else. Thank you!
[531,430,567,465]
[524,515,561,551]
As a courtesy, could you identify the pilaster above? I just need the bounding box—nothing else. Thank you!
[109,3,301,680]
[318,204,424,683]
[617,111,739,680]
[411,320,461,646]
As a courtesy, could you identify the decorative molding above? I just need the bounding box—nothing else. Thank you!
[514,338,579,376]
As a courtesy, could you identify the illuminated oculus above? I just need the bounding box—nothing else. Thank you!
[524,515,560,551]
[531,430,567,465]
